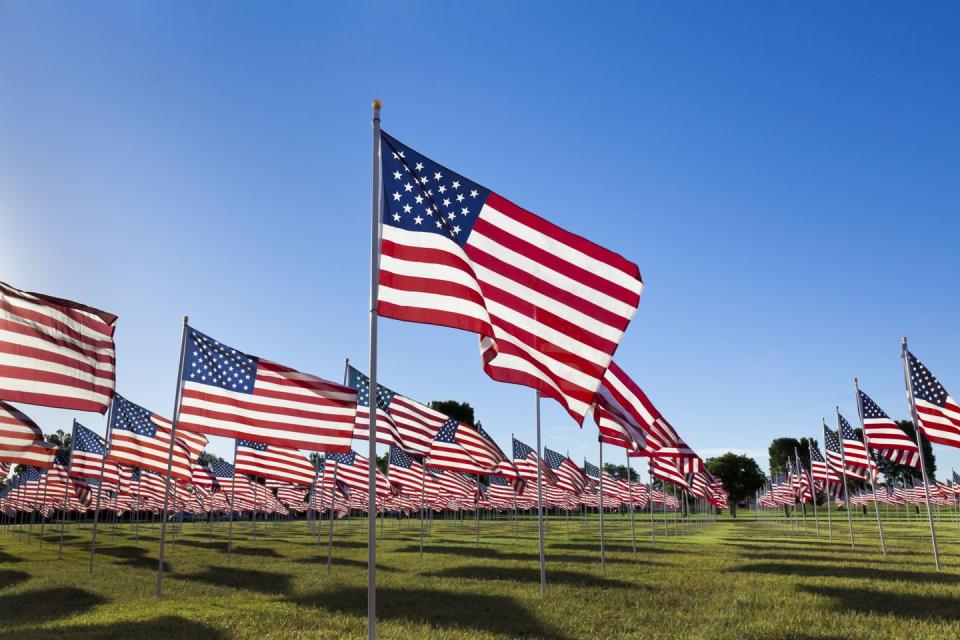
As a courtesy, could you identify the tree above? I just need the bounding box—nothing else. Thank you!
[705,452,766,517]
[873,420,935,484]
[603,463,639,481]
[768,438,800,476]
[14,429,74,475]
[428,400,475,426]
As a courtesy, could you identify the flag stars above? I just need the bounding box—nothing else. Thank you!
[392,192,401,201]
[414,215,423,225]
[470,190,478,198]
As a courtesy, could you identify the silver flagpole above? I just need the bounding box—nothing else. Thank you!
[597,436,605,571]
[820,424,833,542]
[89,397,115,574]
[535,391,546,596]
[227,439,238,560]
[626,450,636,556]
[327,460,339,572]
[156,316,190,598]
[901,337,941,570]
[854,377,886,555]
[648,460,655,546]
[807,460,820,537]
[419,458,426,558]
[834,407,855,547]
[366,99,383,640]
[309,455,320,538]
[58,419,77,559]
[793,447,807,536]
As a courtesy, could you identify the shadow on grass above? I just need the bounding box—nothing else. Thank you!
[546,542,678,554]
[396,544,499,558]
[174,539,228,552]
[801,584,960,620]
[734,562,960,585]
[228,546,283,558]
[40,534,80,543]
[0,550,23,564]
[0,616,228,640]
[177,566,291,595]
[425,565,647,590]
[0,569,30,590]
[294,556,398,572]
[97,545,171,572]
[294,586,567,638]
[1,587,107,625]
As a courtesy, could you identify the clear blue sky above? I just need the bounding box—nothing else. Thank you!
[2,2,959,478]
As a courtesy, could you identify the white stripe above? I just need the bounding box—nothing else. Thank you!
[378,285,491,325]
[0,375,111,405]
[0,343,115,380]
[182,384,355,427]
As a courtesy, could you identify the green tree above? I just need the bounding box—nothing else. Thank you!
[768,438,801,476]
[13,428,73,475]
[705,452,766,517]
[429,400,475,426]
[603,463,639,481]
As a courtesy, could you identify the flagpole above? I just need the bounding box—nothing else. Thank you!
[366,98,383,640]
[854,377,886,556]
[535,391,546,596]
[419,458,426,558]
[625,450,636,556]
[89,397,115,574]
[808,461,820,537]
[156,316,190,598]
[327,459,339,572]
[647,460,655,546]
[793,448,807,536]
[820,425,833,542]
[901,336,941,570]
[597,435,605,572]
[58,419,77,559]
[834,406,856,547]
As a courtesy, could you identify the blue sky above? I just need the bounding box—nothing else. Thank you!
[2,2,959,478]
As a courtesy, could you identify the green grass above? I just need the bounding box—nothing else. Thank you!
[2,509,960,639]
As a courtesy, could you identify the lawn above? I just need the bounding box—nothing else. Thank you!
[2,509,960,639]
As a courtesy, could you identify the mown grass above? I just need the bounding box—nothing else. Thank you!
[2,509,960,639]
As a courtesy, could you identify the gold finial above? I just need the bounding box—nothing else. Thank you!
[373,99,382,110]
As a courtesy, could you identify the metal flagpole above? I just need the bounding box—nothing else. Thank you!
[854,377,886,556]
[475,474,481,547]
[902,337,941,570]
[366,98,383,640]
[309,455,320,538]
[626,450,636,556]
[419,458,426,558]
[535,391,546,596]
[252,476,259,542]
[807,462,820,537]
[597,436,605,571]
[156,316,190,598]
[834,407,855,547]
[793,448,807,536]
[89,396,115,575]
[327,460,339,572]
[647,460,655,546]
[820,424,833,541]
[58,419,78,559]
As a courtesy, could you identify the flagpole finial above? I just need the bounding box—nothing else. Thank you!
[373,99,382,112]
[182,315,189,325]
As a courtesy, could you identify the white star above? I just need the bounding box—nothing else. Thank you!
[447,212,456,221]
[470,189,479,198]
[456,193,465,202]
[415,162,424,171]
[415,195,424,204]
[452,225,461,234]
[404,182,414,192]
[434,172,442,181]
[443,198,451,207]
[392,212,401,222]
[438,185,447,194]
[435,220,443,229]
[461,207,469,216]
[392,171,401,180]
[392,192,401,201]
[402,204,412,214]
[414,215,423,225]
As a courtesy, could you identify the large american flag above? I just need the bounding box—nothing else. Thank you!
[543,447,586,494]
[838,413,874,470]
[0,401,57,468]
[858,388,920,468]
[650,456,690,489]
[325,451,390,498]
[70,422,121,487]
[347,365,444,455]
[377,133,643,425]
[387,447,429,495]
[178,327,356,452]
[823,425,868,480]
[907,350,960,449]
[106,394,193,482]
[808,440,838,487]
[0,281,118,413]
[428,418,501,475]
[234,440,315,487]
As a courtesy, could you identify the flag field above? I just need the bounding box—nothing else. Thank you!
[4,511,960,639]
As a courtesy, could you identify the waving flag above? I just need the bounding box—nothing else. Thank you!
[0,281,117,413]
[190,461,218,492]
[823,426,868,480]
[106,394,192,481]
[650,456,690,489]
[387,447,433,496]
[512,437,556,487]
[0,401,56,468]
[347,365,444,455]
[543,447,586,494]
[809,440,839,487]
[70,423,121,487]
[325,451,390,498]
[377,133,643,425]
[178,327,356,452]
[857,389,920,468]
[906,350,960,448]
[428,419,500,474]
[429,467,478,499]
[235,440,315,486]
[838,413,874,470]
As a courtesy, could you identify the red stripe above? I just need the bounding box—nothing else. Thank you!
[379,270,490,315]
[377,301,491,336]
[0,364,114,397]
[182,387,354,424]
[176,419,350,453]
[0,300,115,353]
[0,388,108,413]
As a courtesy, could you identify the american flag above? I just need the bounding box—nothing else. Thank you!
[190,461,218,491]
[106,394,193,482]
[347,365,445,456]
[487,474,517,504]
[325,451,390,498]
[0,401,57,468]
[823,425,868,480]
[808,440,838,486]
[387,447,429,495]
[858,388,920,468]
[235,440,315,486]
[838,413,874,470]
[476,422,521,487]
[512,436,556,488]
[428,466,478,499]
[377,133,643,425]
[0,281,117,413]
[650,456,689,489]
[906,350,960,448]
[178,327,357,452]
[543,447,586,494]
[428,418,501,474]
[70,422,121,487]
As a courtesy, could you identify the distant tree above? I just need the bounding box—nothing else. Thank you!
[198,451,217,465]
[705,453,766,517]
[46,429,71,453]
[376,453,388,474]
[603,463,639,481]
[428,400,475,426]
[768,438,801,476]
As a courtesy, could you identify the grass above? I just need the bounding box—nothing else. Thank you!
[2,509,960,639]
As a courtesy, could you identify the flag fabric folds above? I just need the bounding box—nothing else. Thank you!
[177,327,356,452]
[0,281,118,413]
[858,389,920,468]
[234,440,315,486]
[71,422,121,487]
[376,133,643,425]
[906,351,960,448]
[106,394,193,481]
[0,401,57,468]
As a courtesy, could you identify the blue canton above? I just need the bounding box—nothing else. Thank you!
[346,365,395,410]
[74,423,106,455]
[184,327,258,394]
[110,395,157,437]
